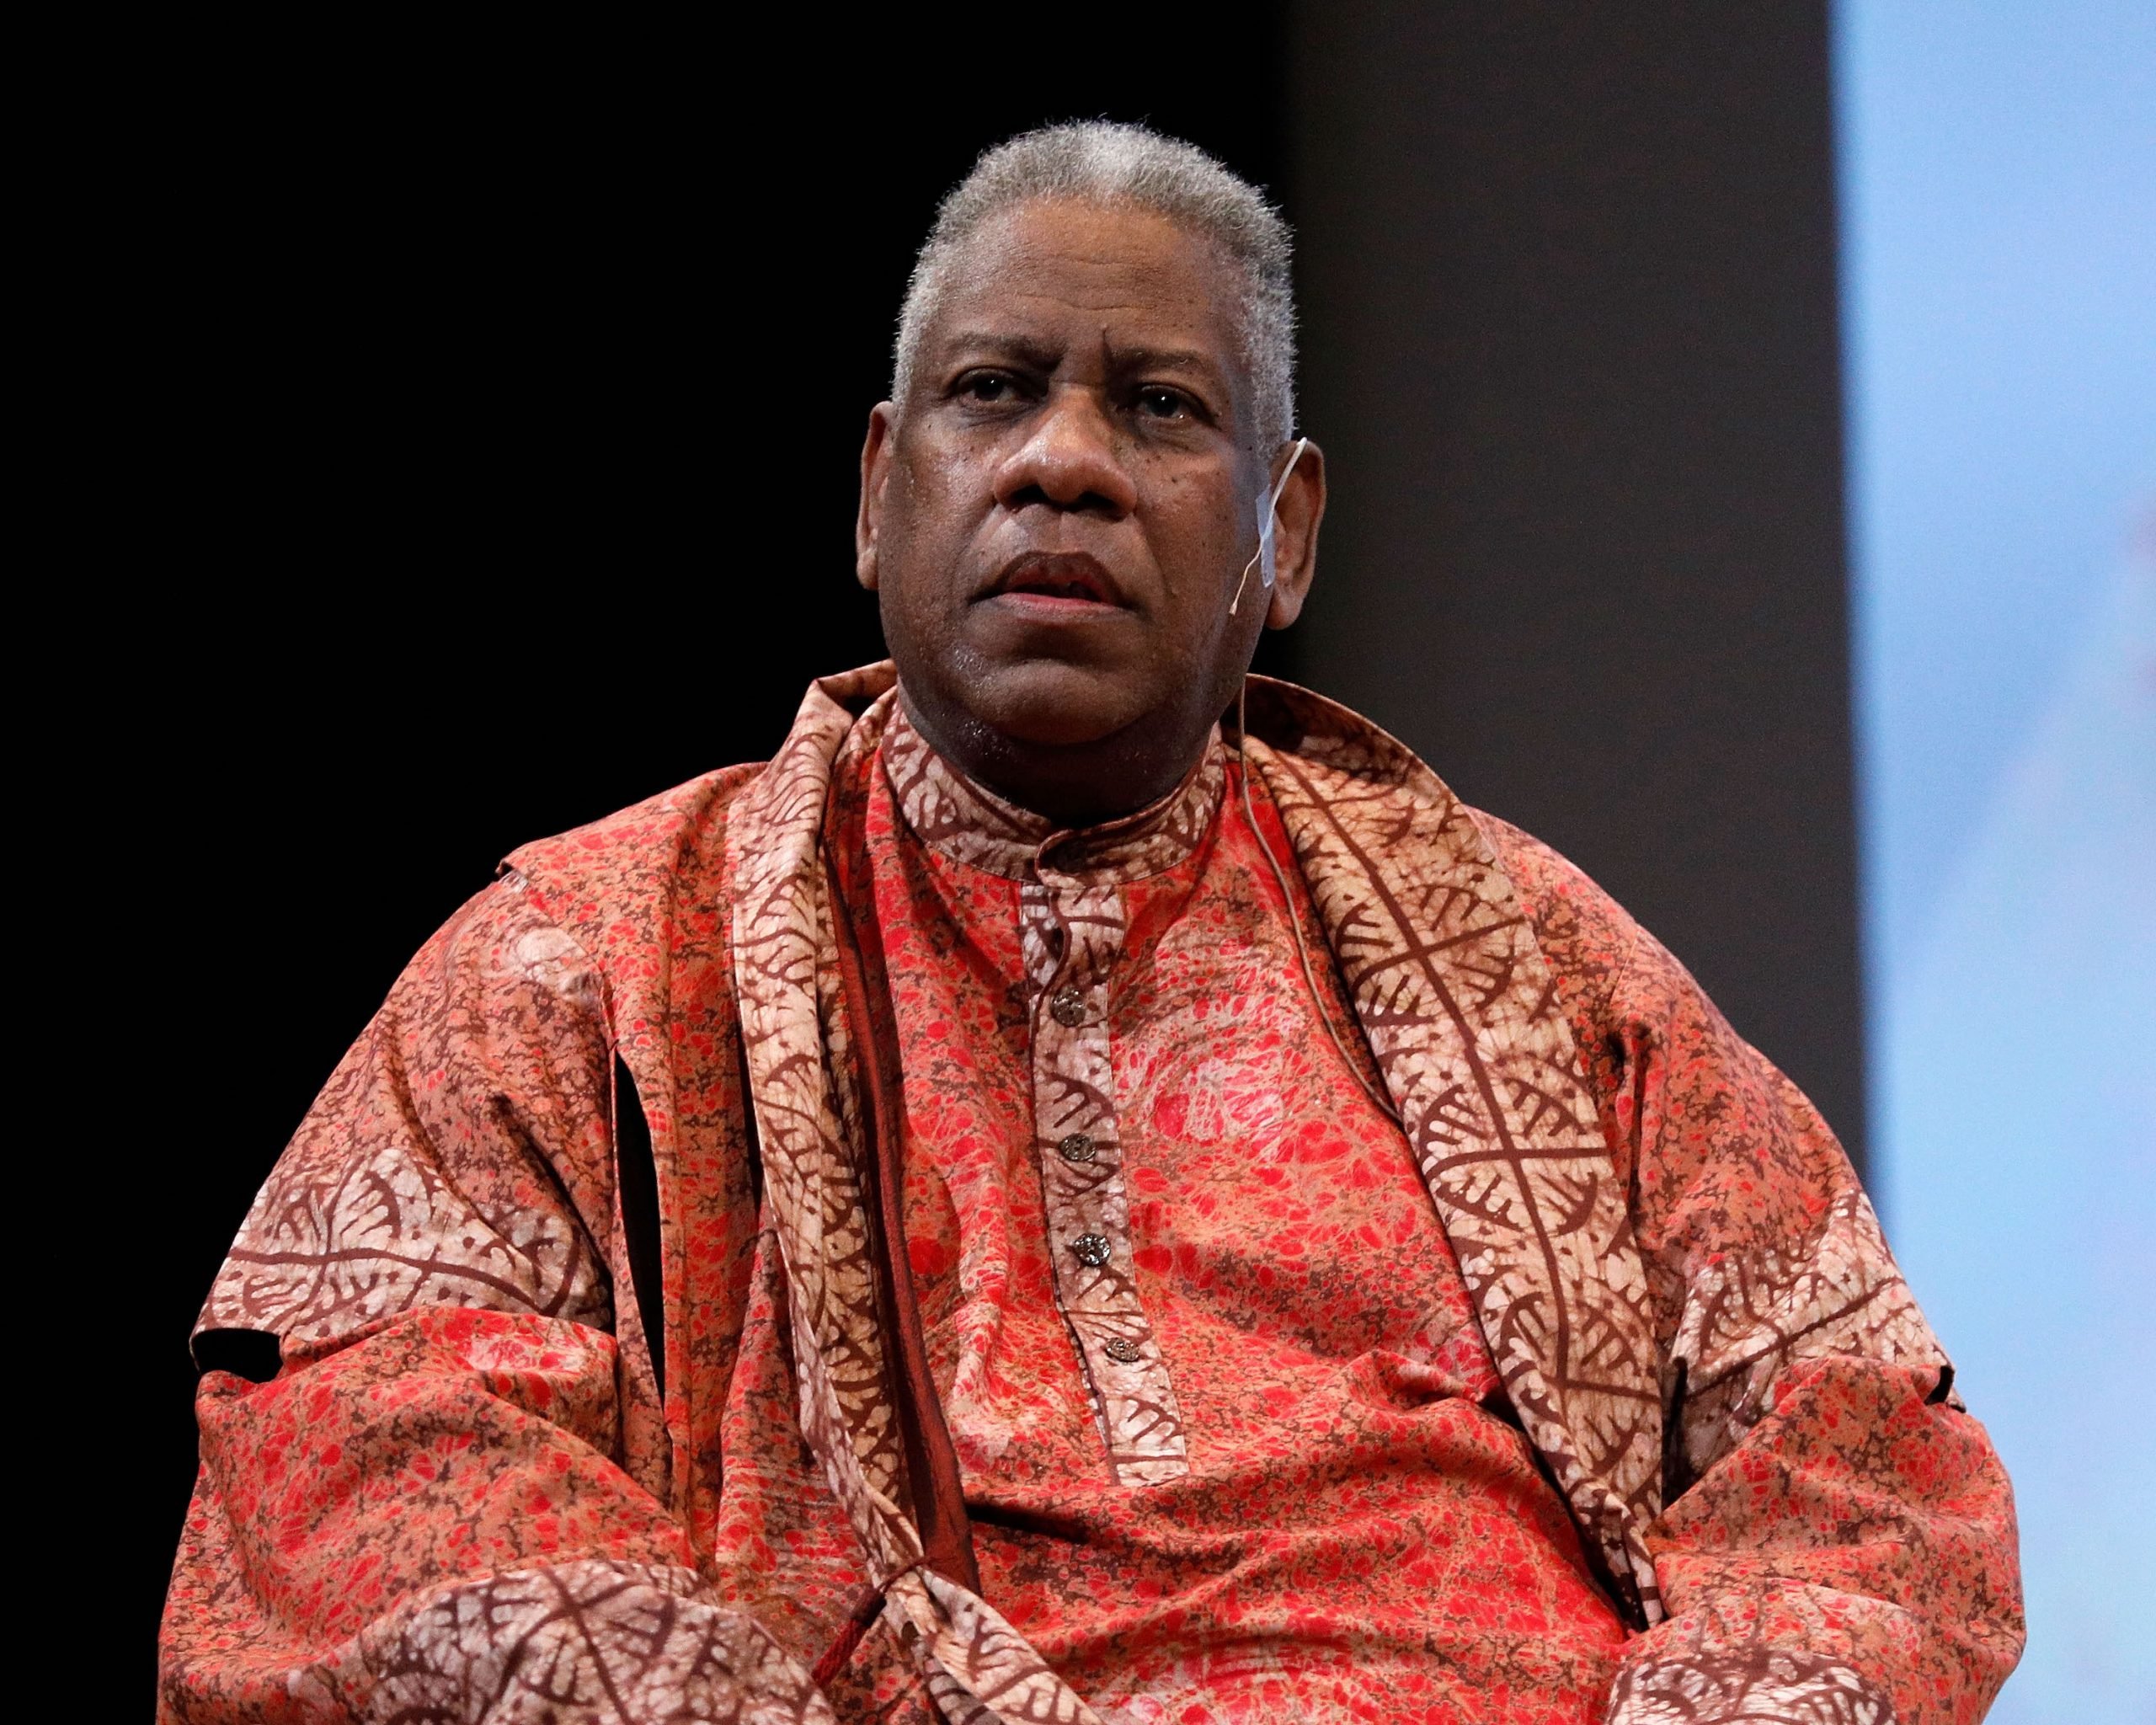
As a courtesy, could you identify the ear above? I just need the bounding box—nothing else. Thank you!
[856,402,899,591]
[1264,438,1326,630]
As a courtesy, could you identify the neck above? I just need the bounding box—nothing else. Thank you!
[897,687,1216,828]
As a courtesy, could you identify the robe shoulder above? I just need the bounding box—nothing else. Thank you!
[1466,807,1644,1045]
[194,758,778,1402]
[1465,806,1873,1237]
[498,760,768,966]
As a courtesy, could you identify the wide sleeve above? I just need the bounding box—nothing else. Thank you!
[1490,822,2024,1725]
[158,875,833,1724]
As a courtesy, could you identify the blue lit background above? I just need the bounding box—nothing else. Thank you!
[1834,5,2154,1718]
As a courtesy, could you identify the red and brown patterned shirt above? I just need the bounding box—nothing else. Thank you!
[861,707,1627,1720]
[162,668,2021,1725]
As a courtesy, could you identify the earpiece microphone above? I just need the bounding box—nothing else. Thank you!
[1229,436,1311,617]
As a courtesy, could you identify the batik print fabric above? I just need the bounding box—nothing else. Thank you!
[861,704,1629,1722]
[1235,679,2020,1724]
[163,664,2021,1725]
[875,710,1217,1487]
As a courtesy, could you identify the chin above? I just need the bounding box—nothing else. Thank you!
[963,659,1149,750]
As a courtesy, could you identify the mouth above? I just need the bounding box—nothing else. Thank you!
[979,553,1129,615]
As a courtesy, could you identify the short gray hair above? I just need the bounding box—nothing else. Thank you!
[893,121,1298,450]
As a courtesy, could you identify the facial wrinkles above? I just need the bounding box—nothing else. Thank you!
[872,199,1278,818]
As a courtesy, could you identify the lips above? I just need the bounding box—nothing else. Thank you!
[983,553,1128,611]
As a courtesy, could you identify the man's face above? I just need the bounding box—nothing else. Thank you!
[857,198,1321,819]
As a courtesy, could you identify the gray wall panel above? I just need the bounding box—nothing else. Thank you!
[1279,2,1866,1166]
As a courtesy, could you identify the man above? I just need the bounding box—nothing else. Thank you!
[162,124,2021,1723]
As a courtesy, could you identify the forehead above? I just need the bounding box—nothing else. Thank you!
[923,198,1247,375]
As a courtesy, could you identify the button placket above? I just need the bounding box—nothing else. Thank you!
[1022,876,1188,1485]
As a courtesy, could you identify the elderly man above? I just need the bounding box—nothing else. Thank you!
[162,125,2020,1724]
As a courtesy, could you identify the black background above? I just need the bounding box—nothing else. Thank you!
[121,12,1286,1682]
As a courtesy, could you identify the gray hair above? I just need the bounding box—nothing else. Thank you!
[893,121,1298,450]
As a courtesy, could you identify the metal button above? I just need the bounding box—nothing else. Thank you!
[1070,1233,1113,1267]
[1057,1132,1097,1164]
[1102,1337,1142,1364]
[1049,986,1088,1028]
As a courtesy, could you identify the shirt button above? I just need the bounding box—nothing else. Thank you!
[1070,1233,1113,1268]
[1102,1337,1142,1364]
[1049,986,1088,1028]
[1057,1132,1097,1164]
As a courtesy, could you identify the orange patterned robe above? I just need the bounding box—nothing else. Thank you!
[161,668,2021,1723]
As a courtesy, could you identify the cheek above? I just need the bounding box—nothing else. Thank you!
[878,461,965,600]
[878,499,1011,683]
[877,558,954,667]
[1154,481,1250,601]
[887,441,996,562]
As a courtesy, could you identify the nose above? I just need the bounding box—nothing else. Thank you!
[993,387,1139,519]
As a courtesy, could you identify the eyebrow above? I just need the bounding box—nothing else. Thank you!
[935,332,1230,385]
[1107,344,1225,381]
[936,333,1065,372]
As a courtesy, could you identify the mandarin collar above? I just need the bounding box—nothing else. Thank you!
[881,699,1226,884]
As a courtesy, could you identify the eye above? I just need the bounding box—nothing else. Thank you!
[956,370,1024,406]
[1136,386,1192,421]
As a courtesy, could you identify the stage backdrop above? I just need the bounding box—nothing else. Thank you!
[131,5,1895,1690]
[1276,1,1868,1172]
